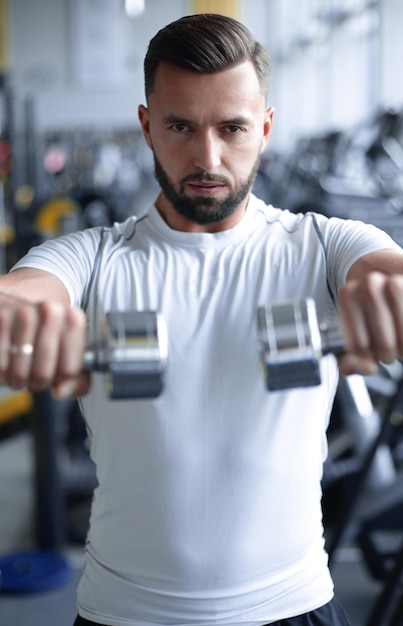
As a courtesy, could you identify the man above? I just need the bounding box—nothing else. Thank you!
[1,13,403,626]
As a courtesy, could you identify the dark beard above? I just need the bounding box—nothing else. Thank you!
[153,155,260,225]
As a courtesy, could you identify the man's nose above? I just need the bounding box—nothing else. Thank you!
[193,131,222,172]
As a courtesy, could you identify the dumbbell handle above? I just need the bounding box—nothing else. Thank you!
[257,298,344,391]
[83,310,168,399]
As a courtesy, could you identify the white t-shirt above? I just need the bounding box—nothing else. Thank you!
[12,195,400,625]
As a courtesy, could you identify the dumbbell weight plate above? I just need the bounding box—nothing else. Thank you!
[257,298,345,391]
[257,299,323,391]
[84,310,168,399]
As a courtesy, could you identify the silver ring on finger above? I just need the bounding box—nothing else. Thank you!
[9,343,34,357]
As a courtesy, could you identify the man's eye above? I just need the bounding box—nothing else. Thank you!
[171,123,189,132]
[226,125,243,134]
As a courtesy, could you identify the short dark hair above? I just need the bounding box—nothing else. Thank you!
[144,13,271,101]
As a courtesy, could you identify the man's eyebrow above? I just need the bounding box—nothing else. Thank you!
[161,114,252,126]
[220,116,251,126]
[162,114,191,124]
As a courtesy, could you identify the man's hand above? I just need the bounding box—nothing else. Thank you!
[0,295,90,397]
[337,271,403,376]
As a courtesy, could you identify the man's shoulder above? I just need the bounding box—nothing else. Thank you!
[250,194,323,231]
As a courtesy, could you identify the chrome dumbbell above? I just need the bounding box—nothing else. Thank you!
[257,298,344,391]
[84,310,168,399]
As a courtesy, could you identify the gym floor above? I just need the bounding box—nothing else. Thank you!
[0,430,387,626]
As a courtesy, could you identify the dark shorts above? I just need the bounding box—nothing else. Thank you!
[73,596,351,625]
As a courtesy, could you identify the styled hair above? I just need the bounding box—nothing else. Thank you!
[144,13,271,101]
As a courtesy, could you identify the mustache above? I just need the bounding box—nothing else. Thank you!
[181,171,230,185]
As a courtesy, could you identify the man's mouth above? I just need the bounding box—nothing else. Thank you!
[186,180,226,194]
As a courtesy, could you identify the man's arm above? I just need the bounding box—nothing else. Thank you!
[0,267,71,304]
[337,248,403,376]
[0,268,89,396]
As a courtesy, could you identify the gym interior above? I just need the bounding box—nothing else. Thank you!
[1,0,403,624]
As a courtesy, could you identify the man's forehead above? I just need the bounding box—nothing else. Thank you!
[152,60,260,90]
[149,61,264,108]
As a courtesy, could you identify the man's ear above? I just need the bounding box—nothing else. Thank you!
[138,105,153,149]
[260,106,275,153]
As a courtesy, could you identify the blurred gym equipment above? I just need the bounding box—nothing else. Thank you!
[256,107,403,253]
